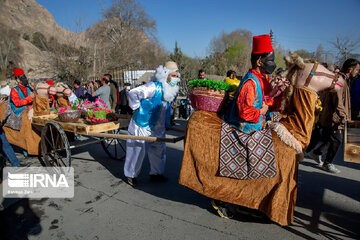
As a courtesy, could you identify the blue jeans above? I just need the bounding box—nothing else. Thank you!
[0,126,20,167]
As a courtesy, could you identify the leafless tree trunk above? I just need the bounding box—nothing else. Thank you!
[330,34,360,65]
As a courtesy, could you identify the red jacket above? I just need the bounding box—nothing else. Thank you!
[10,84,34,107]
[236,69,280,123]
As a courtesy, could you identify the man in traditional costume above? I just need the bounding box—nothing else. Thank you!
[124,61,180,187]
[202,35,287,219]
[225,34,284,134]
[10,68,35,116]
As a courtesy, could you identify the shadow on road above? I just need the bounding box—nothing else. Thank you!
[0,198,42,240]
[63,119,360,239]
[284,168,360,239]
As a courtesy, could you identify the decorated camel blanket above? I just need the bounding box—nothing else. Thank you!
[179,111,299,226]
[179,88,316,226]
[219,122,276,180]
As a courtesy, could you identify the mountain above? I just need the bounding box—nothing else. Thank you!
[0,0,84,78]
[0,0,165,79]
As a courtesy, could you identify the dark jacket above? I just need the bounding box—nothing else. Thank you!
[119,89,129,106]
[319,77,351,129]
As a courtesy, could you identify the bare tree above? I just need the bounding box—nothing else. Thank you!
[330,34,360,64]
[95,0,161,71]
[315,44,324,62]
[104,0,156,40]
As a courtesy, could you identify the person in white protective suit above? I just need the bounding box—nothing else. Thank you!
[124,61,180,187]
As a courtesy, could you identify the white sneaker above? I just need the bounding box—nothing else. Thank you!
[322,163,341,174]
[304,151,323,166]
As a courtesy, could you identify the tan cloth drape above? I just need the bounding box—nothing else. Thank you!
[0,104,42,155]
[33,96,50,116]
[56,97,70,108]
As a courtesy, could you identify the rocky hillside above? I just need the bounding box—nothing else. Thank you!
[0,0,164,79]
[0,0,84,78]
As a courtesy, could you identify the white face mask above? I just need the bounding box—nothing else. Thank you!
[168,77,180,87]
[126,86,131,90]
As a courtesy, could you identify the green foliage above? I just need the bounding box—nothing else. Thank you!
[188,79,234,92]
[23,33,30,41]
[225,41,248,63]
[275,53,286,70]
[31,32,48,51]
[294,49,313,59]
[88,109,115,120]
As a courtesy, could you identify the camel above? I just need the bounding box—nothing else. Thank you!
[178,53,346,226]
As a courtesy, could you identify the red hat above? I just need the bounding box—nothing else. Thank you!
[46,80,54,86]
[13,68,25,77]
[252,35,273,54]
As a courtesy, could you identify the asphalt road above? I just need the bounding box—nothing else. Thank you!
[1,119,359,240]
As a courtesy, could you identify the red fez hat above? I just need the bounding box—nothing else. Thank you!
[252,35,273,54]
[13,68,25,77]
[46,80,54,86]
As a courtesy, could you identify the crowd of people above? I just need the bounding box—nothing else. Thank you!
[0,34,359,224]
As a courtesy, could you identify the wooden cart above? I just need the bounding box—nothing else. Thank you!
[31,114,185,167]
[344,120,360,164]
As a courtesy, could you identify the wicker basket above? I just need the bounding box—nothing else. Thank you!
[189,87,227,112]
[58,110,81,122]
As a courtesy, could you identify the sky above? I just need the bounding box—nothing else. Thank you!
[36,0,360,58]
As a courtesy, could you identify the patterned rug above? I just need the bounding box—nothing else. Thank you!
[219,122,277,180]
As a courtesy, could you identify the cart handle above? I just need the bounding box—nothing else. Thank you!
[86,132,185,143]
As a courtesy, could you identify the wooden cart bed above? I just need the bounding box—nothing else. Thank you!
[344,120,360,164]
[32,114,130,135]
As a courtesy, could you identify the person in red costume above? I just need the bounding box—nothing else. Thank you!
[225,35,287,134]
[10,68,35,115]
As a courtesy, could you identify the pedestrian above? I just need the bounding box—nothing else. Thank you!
[104,74,119,111]
[198,69,207,80]
[89,76,111,108]
[124,61,180,187]
[308,58,360,173]
[178,99,187,119]
[119,83,133,115]
[73,80,84,99]
[225,70,240,96]
[350,74,360,120]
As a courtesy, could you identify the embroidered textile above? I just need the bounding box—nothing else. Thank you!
[219,122,277,180]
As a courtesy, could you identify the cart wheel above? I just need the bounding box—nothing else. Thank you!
[101,128,126,160]
[41,122,71,167]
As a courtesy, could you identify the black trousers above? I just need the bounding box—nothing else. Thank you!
[313,127,343,164]
[178,106,187,119]
[119,105,133,115]
[306,125,322,153]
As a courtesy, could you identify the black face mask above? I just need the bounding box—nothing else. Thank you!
[262,52,277,74]
[18,75,28,86]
